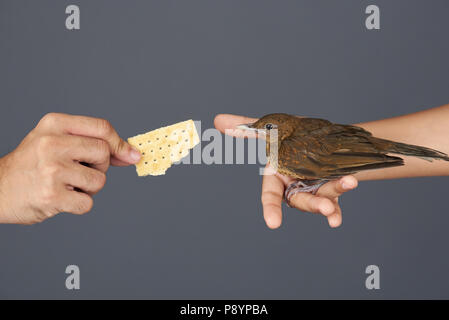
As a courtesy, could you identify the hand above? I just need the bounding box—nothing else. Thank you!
[0,113,141,225]
[214,114,358,229]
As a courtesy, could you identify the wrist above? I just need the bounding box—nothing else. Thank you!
[0,159,5,222]
[0,154,12,223]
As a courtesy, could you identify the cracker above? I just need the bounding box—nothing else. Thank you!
[128,120,200,176]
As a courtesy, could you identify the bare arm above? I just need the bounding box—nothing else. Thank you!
[356,104,449,180]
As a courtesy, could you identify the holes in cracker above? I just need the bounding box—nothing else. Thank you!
[128,120,198,176]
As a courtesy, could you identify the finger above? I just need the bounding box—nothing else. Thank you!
[261,167,284,229]
[265,163,296,186]
[58,190,94,215]
[327,203,342,228]
[275,172,297,186]
[317,175,358,199]
[63,163,107,195]
[289,192,335,216]
[110,157,133,167]
[60,135,111,173]
[38,113,141,165]
[214,114,259,138]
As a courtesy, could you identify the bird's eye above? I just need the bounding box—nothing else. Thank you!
[265,123,274,130]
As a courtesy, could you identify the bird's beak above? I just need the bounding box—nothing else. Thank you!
[236,123,267,138]
[237,123,259,132]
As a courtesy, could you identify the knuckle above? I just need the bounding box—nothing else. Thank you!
[40,186,59,208]
[261,190,280,207]
[97,118,113,136]
[317,198,334,216]
[95,139,111,161]
[39,113,60,128]
[86,170,107,190]
[289,193,309,211]
[310,197,322,211]
[37,135,57,153]
[77,197,93,214]
[95,172,107,190]
[116,139,126,153]
[317,182,334,196]
[42,162,62,181]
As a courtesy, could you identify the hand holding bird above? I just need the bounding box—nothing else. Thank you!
[214,109,449,229]
[214,114,359,229]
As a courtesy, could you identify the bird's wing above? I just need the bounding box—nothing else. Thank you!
[279,123,404,179]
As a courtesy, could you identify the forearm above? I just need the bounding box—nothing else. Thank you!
[355,104,449,181]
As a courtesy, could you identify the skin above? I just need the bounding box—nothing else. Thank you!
[214,104,449,229]
[0,113,141,225]
[2,106,448,226]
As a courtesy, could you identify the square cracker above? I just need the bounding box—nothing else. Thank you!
[128,119,200,176]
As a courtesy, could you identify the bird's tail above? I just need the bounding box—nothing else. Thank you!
[374,139,449,162]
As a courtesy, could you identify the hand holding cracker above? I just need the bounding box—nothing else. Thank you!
[0,113,141,224]
[128,120,199,176]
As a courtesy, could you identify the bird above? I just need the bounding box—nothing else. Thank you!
[237,113,449,205]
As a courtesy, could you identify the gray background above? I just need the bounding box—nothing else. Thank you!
[0,0,448,299]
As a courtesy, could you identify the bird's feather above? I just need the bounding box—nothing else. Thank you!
[277,120,405,179]
[253,114,449,180]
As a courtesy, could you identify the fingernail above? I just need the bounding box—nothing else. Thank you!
[341,182,350,190]
[341,180,354,190]
[129,146,142,163]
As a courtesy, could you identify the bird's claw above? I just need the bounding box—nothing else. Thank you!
[284,180,329,207]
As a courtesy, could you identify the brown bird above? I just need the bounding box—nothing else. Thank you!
[238,113,449,205]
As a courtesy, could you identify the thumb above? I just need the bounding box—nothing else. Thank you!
[214,114,258,135]
[110,138,142,166]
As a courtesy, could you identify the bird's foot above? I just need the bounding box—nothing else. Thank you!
[284,179,329,207]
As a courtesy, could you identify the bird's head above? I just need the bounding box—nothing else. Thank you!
[237,113,297,141]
